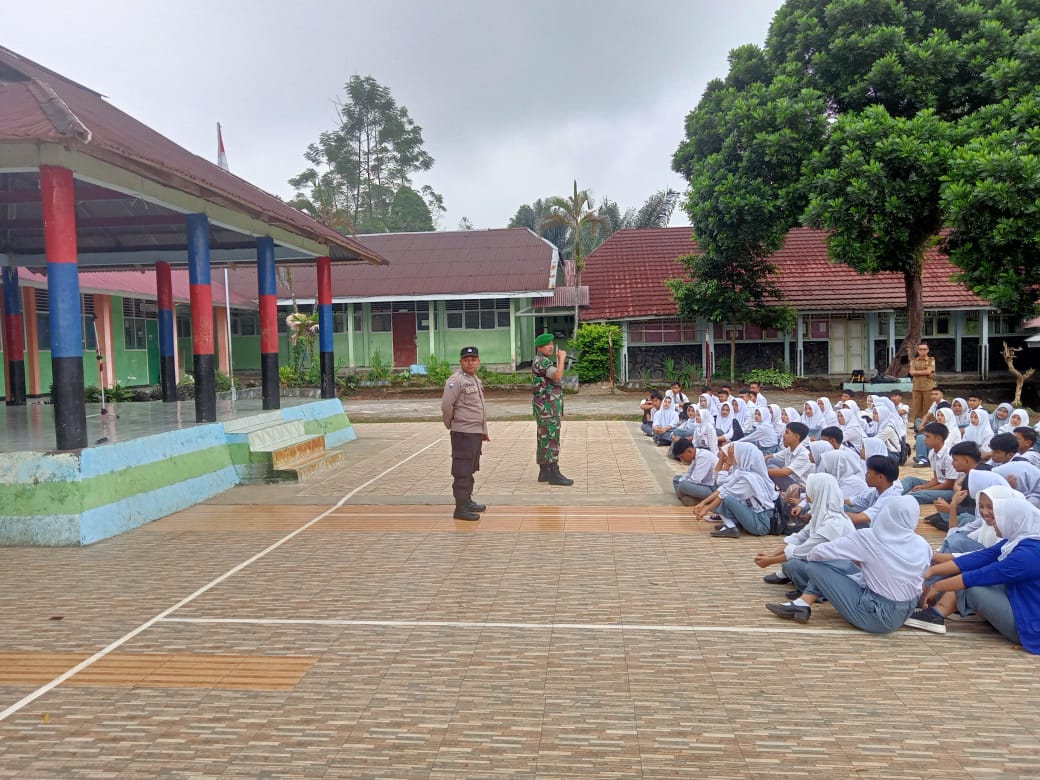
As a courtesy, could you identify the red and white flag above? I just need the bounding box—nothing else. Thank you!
[217,123,229,171]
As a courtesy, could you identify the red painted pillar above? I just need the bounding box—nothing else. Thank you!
[40,165,87,449]
[317,256,334,398]
[156,261,177,402]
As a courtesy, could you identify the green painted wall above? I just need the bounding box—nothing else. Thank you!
[34,350,96,394]
[231,336,260,370]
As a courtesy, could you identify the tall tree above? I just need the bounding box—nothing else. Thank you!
[539,182,606,339]
[673,0,1040,375]
[386,186,434,232]
[290,75,443,234]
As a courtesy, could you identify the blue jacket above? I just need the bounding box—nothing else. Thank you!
[958,539,1040,654]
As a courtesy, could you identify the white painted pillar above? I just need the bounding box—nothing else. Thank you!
[888,311,897,364]
[509,298,517,370]
[621,321,630,383]
[795,314,804,377]
[953,311,963,373]
[346,302,355,368]
[429,300,436,359]
[981,310,990,379]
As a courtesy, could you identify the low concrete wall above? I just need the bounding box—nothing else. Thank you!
[0,400,356,546]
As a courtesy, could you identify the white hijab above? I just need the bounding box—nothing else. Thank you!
[993,461,1040,504]
[951,398,970,428]
[993,496,1040,561]
[994,403,1015,434]
[720,441,779,508]
[769,403,785,437]
[963,409,994,448]
[653,399,679,429]
[715,402,735,436]
[862,437,890,461]
[818,448,869,497]
[1010,408,1032,429]
[861,495,933,576]
[817,397,839,428]
[971,485,1021,547]
[935,408,962,447]
[807,441,834,471]
[782,406,801,426]
[802,400,818,427]
[836,408,865,452]
[873,397,905,440]
[803,473,857,542]
[956,470,1010,535]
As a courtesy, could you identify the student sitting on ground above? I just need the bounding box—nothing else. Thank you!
[845,454,903,528]
[903,484,1018,634]
[987,432,1023,466]
[802,401,822,440]
[1013,426,1040,468]
[765,496,932,632]
[818,448,869,500]
[665,382,690,415]
[992,402,1014,434]
[651,396,680,446]
[766,422,812,492]
[691,441,778,538]
[926,440,988,531]
[739,405,780,455]
[994,459,1040,508]
[963,409,995,458]
[715,401,743,445]
[672,438,719,506]
[934,469,1009,551]
[667,403,701,457]
[920,495,1040,654]
[640,391,662,436]
[755,473,856,596]
[902,423,958,505]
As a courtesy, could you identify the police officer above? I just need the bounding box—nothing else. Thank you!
[909,341,936,430]
[441,346,489,520]
[532,332,573,486]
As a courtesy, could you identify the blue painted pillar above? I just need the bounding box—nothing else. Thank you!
[2,265,26,405]
[156,261,177,402]
[40,165,87,449]
[186,214,216,422]
[317,256,334,398]
[257,237,280,410]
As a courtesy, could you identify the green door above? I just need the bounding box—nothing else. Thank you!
[145,320,160,385]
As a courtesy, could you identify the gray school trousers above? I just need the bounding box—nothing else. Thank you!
[793,559,916,634]
[964,584,1021,645]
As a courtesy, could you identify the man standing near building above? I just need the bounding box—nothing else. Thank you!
[909,342,936,430]
[441,346,489,521]
[533,333,574,486]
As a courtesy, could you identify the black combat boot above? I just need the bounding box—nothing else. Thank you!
[453,501,480,521]
[467,498,487,512]
[538,464,549,483]
[547,464,574,486]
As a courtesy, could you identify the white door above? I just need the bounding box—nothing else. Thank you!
[830,320,847,375]
[847,319,866,373]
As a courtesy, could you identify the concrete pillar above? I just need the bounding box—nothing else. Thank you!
[316,256,334,399]
[156,262,177,402]
[186,213,216,422]
[256,236,279,410]
[1,266,26,404]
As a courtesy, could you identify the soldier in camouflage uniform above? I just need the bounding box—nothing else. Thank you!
[532,332,574,486]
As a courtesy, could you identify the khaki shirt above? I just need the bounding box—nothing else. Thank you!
[910,356,936,391]
[441,369,487,434]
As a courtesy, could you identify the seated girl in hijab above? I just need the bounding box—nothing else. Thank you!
[690,441,778,538]
[992,402,1014,434]
[817,397,840,429]
[963,409,995,457]
[951,397,971,433]
[921,495,1040,653]
[766,496,932,632]
[836,407,865,454]
[754,473,856,594]
[903,484,1018,634]
[802,401,822,441]
[818,448,869,499]
[715,401,743,446]
[739,405,780,455]
[870,400,905,461]
[651,396,680,446]
[994,460,1040,508]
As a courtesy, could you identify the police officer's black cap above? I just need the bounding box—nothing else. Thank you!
[460,346,479,358]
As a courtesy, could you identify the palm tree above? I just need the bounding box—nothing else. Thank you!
[539,181,606,339]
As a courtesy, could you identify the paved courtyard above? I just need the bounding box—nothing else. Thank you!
[1,420,1038,778]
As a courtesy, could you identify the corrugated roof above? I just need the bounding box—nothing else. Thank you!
[0,46,385,266]
[581,226,986,321]
[223,228,557,302]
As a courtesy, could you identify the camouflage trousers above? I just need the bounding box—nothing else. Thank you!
[535,412,561,465]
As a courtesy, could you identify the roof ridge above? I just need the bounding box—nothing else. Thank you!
[26,77,92,143]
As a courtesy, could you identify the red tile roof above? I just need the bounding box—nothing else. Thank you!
[581,226,986,321]
[0,46,385,265]
[223,228,557,302]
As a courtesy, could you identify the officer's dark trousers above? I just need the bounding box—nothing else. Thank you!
[450,431,483,502]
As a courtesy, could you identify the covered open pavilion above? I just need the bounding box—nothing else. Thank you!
[0,44,386,451]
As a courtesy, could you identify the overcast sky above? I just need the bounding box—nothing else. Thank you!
[6,0,785,231]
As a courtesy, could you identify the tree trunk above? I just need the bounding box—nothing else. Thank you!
[884,267,924,377]
[730,334,737,384]
[572,263,582,341]
[1002,340,1036,406]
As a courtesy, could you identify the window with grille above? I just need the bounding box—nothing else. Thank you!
[370,302,392,333]
[122,297,156,351]
[231,310,258,336]
[444,299,510,330]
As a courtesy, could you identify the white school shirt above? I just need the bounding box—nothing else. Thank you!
[874,426,903,454]
[928,448,960,482]
[806,529,931,603]
[665,390,690,410]
[754,392,769,408]
[853,483,905,523]
[1020,450,1040,469]
[777,443,813,485]
[896,402,910,427]
[680,450,719,487]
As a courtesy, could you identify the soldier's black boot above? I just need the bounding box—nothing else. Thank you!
[538,464,549,483]
[547,464,574,486]
[467,498,487,512]
[453,501,480,521]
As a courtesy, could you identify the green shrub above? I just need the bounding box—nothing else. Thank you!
[366,351,392,381]
[84,385,102,402]
[425,354,453,385]
[571,323,623,383]
[105,383,135,402]
[279,365,301,387]
[215,370,235,392]
[743,366,795,389]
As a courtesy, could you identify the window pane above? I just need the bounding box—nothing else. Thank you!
[37,313,51,350]
[447,312,463,329]
[371,313,391,333]
[480,310,495,329]
[353,311,362,331]
[83,316,97,349]
[497,311,510,327]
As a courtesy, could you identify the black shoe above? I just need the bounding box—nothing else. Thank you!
[467,499,487,513]
[709,526,740,538]
[763,572,791,585]
[453,504,480,521]
[537,464,549,483]
[785,588,803,600]
[903,607,947,634]
[547,464,574,486]
[765,602,811,623]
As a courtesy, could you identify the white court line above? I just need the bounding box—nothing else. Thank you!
[160,615,990,640]
[0,438,444,723]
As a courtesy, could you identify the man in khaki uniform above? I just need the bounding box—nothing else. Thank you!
[909,342,936,430]
[441,346,489,521]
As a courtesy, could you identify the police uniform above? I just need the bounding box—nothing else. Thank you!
[532,333,573,485]
[910,354,936,426]
[441,346,488,519]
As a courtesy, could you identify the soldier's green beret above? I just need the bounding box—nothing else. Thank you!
[534,333,555,347]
